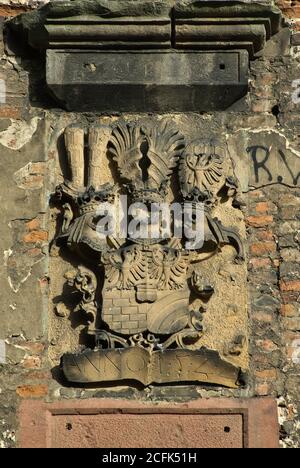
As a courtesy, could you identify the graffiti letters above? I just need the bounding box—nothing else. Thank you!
[247,145,300,187]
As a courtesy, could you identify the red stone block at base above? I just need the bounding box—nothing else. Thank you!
[18,398,279,449]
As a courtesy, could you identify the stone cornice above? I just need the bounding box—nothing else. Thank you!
[11,1,282,58]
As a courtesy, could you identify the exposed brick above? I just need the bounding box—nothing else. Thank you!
[248,190,266,199]
[26,218,40,231]
[24,371,51,381]
[255,73,275,86]
[252,353,271,366]
[285,332,300,360]
[18,342,45,355]
[256,230,275,241]
[250,270,278,286]
[249,258,272,269]
[255,339,278,352]
[276,1,300,18]
[254,86,274,99]
[16,385,48,398]
[27,248,42,258]
[280,280,300,292]
[0,6,32,17]
[250,242,277,256]
[247,215,274,227]
[252,311,274,324]
[281,291,300,303]
[14,162,46,191]
[255,203,272,214]
[23,230,48,243]
[252,100,277,113]
[283,318,300,331]
[281,205,300,220]
[279,193,300,205]
[255,369,277,381]
[22,356,41,369]
[283,331,300,343]
[0,105,22,119]
[255,383,271,396]
[281,303,298,317]
[281,248,300,263]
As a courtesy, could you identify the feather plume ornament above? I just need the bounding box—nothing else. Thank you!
[108,120,144,189]
[108,119,185,192]
[143,119,185,190]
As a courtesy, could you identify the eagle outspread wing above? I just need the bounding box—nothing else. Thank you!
[150,248,188,290]
[103,247,146,289]
[102,251,123,289]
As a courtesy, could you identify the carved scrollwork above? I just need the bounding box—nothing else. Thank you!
[64,266,98,333]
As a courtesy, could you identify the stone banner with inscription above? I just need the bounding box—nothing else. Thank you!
[63,347,242,388]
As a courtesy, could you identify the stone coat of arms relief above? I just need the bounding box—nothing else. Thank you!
[51,118,247,388]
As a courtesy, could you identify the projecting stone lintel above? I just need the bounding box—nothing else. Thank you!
[9,1,283,112]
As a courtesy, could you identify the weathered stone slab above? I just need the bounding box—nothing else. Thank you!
[18,398,279,448]
[47,50,249,112]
